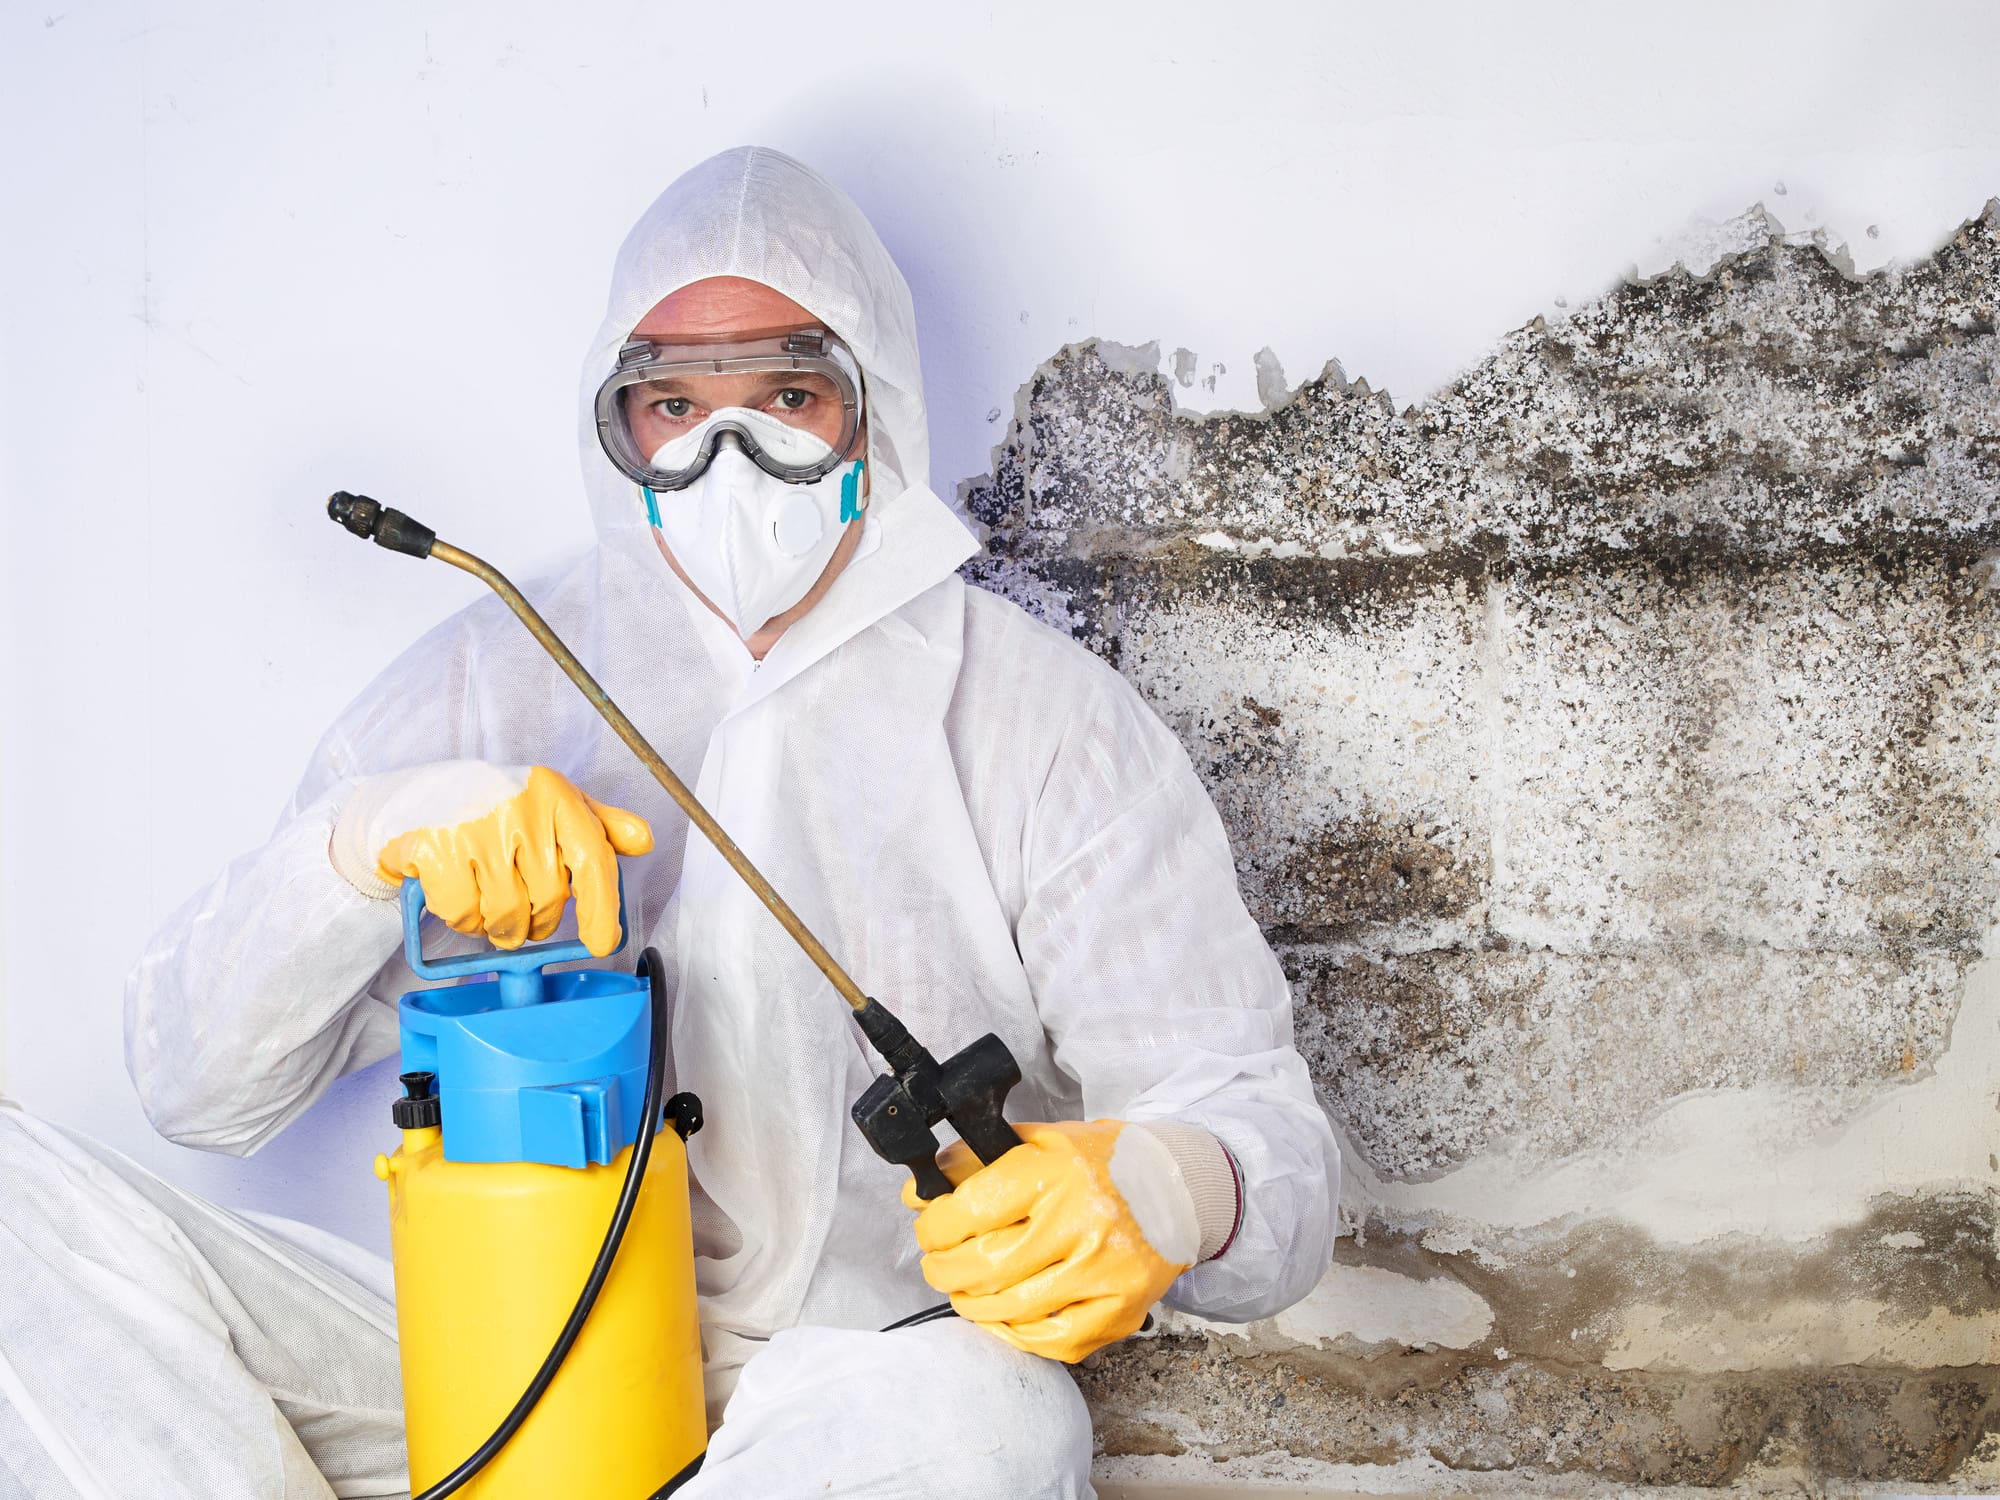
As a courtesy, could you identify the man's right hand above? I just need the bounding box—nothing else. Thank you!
[330,761,652,956]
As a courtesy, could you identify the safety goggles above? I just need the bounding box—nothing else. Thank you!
[593,327,864,493]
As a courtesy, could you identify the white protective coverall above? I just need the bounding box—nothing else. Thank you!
[46,145,1336,1498]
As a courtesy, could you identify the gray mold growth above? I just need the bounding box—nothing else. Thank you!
[1080,1333,2000,1486]
[963,205,2000,1486]
[964,203,2000,568]
[1288,945,1964,1177]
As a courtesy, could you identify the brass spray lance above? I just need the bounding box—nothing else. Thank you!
[326,492,1021,1199]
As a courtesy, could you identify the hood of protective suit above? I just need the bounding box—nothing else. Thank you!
[579,146,934,539]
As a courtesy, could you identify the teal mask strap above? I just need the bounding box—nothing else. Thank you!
[641,486,662,527]
[839,460,867,524]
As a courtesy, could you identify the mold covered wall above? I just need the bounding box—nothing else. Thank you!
[967,207,2000,1491]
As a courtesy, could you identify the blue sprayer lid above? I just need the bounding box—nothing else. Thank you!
[395,875,654,1170]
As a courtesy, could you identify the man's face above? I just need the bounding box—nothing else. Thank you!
[624,277,865,464]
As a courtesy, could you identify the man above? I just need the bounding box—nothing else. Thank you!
[111,146,1335,1496]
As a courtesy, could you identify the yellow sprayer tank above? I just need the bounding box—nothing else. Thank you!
[378,880,707,1497]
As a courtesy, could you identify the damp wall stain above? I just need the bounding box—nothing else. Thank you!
[965,204,2000,1487]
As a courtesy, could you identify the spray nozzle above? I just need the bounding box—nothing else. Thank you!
[328,491,437,558]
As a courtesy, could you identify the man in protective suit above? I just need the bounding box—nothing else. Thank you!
[5,146,1342,1499]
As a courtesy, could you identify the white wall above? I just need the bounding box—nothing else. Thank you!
[4,0,1998,1254]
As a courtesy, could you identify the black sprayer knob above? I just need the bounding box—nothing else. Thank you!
[391,1070,442,1130]
[327,491,381,538]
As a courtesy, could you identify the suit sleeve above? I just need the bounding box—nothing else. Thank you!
[122,609,489,1155]
[1014,666,1339,1322]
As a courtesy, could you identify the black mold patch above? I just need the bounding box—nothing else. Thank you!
[1115,544,1489,629]
[1496,550,2000,958]
[1265,814,1484,935]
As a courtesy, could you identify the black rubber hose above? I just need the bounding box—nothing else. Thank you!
[411,946,673,1499]
[880,1302,958,1332]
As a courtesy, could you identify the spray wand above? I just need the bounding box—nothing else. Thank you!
[327,492,1022,1199]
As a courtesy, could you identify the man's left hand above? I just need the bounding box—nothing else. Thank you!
[902,1119,1198,1363]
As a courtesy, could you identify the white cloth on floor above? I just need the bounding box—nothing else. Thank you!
[0,1103,407,1500]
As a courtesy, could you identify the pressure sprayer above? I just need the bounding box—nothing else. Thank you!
[328,492,1026,1498]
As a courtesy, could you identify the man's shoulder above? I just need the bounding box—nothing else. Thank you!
[958,575,1128,695]
[951,573,1201,838]
[953,574,1182,772]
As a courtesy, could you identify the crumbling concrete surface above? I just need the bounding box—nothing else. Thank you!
[965,204,2000,1490]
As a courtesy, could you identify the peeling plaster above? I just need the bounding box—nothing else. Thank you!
[1161,1263,1495,1354]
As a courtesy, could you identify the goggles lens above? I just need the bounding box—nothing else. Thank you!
[595,328,863,492]
[624,369,848,457]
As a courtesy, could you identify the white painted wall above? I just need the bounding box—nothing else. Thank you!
[4,0,1998,1254]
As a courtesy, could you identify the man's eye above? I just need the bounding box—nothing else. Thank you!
[655,397,694,418]
[774,389,812,411]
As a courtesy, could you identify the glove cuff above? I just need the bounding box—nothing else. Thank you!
[1137,1121,1242,1263]
[328,777,403,900]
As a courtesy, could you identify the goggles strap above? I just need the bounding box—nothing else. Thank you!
[840,461,867,523]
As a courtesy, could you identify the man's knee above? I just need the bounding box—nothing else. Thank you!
[708,1319,1094,1497]
[889,1319,1093,1483]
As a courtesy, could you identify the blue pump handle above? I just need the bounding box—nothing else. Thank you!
[399,874,628,1009]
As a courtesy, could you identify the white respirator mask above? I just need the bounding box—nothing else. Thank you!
[642,408,866,639]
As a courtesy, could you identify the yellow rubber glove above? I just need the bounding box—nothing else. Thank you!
[902,1119,1199,1364]
[331,762,652,956]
